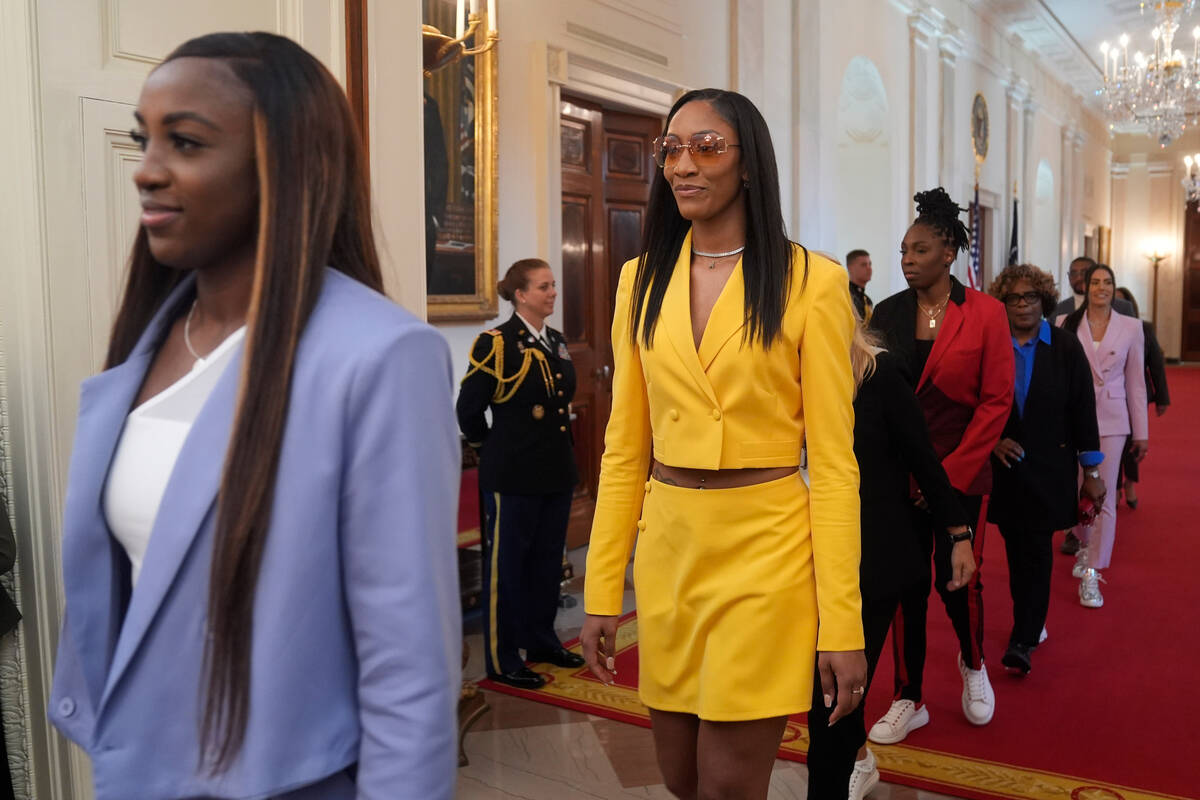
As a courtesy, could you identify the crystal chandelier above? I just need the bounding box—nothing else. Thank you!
[1183,153,1200,202]
[1099,0,1200,147]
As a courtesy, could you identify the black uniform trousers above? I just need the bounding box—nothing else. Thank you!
[806,584,909,798]
[481,489,573,676]
[892,494,985,702]
[998,524,1054,649]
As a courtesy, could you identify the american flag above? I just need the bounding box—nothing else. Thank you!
[967,184,982,290]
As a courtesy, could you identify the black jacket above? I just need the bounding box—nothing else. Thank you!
[855,352,969,598]
[456,314,578,494]
[987,325,1100,531]
[1143,321,1170,407]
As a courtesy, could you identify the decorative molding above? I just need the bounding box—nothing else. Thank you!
[1006,77,1031,107]
[938,30,964,63]
[1147,162,1174,177]
[547,45,569,86]
[564,22,669,68]
[562,51,678,116]
[1110,163,1131,178]
[590,0,682,37]
[908,9,941,45]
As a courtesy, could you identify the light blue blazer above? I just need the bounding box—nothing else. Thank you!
[49,269,462,800]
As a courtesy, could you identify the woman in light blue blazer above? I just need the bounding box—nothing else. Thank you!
[48,33,461,799]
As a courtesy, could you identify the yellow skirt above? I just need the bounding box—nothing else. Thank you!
[633,472,817,721]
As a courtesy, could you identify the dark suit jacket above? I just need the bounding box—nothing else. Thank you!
[1053,295,1134,319]
[987,325,1100,531]
[1143,321,1170,407]
[856,352,969,598]
[456,314,578,494]
[0,495,22,637]
[870,277,1015,496]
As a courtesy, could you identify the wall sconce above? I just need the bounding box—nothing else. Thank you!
[422,0,498,76]
[1183,153,1200,204]
[1142,238,1170,322]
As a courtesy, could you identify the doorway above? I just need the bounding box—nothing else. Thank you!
[560,94,661,548]
[1182,201,1200,360]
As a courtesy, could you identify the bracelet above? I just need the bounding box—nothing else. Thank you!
[948,527,973,544]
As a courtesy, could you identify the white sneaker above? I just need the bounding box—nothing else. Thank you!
[957,653,995,725]
[1039,626,1048,644]
[1079,567,1106,608]
[848,748,880,799]
[1072,546,1090,578]
[867,699,929,744]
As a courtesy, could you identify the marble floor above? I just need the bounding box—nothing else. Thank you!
[458,547,965,800]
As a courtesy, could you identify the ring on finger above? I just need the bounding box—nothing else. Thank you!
[850,686,865,694]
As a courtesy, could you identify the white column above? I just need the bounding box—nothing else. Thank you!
[1004,79,1029,264]
[938,33,963,193]
[1072,130,1087,259]
[792,0,826,247]
[1021,97,1038,263]
[1060,124,1076,278]
[732,0,795,231]
[909,10,941,200]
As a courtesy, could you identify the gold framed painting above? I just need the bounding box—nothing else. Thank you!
[422,0,498,321]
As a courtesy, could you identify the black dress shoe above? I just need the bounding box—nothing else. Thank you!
[526,647,586,668]
[489,666,546,690]
[1060,532,1081,555]
[1001,643,1032,675]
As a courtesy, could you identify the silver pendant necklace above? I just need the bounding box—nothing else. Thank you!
[692,245,745,270]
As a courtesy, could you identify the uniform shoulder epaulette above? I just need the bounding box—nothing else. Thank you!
[484,328,501,336]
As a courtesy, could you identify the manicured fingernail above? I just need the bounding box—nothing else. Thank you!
[824,694,833,708]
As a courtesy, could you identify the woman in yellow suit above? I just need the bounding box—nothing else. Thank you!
[581,89,867,799]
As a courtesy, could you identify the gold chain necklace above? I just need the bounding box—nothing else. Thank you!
[917,294,950,329]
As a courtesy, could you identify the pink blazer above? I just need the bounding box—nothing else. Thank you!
[1056,311,1148,439]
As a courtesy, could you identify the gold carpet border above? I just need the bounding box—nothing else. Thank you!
[534,619,1189,800]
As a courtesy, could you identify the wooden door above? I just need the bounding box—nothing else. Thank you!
[560,96,660,548]
[1183,201,1200,360]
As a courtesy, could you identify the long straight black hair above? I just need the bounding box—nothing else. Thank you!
[630,88,798,348]
[105,32,381,772]
[1062,263,1116,334]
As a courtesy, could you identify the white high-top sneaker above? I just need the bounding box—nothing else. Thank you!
[1072,546,1090,578]
[848,748,880,799]
[957,653,995,725]
[1079,567,1106,608]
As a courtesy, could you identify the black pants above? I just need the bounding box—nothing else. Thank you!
[806,587,907,798]
[891,495,985,702]
[481,489,573,675]
[1119,434,1139,485]
[998,524,1053,648]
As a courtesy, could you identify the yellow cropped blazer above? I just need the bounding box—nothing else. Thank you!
[585,231,864,651]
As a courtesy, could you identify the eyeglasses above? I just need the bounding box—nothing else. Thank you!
[652,133,740,168]
[1002,291,1042,308]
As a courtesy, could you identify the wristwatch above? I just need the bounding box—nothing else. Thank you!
[1085,468,1101,479]
[949,527,974,544]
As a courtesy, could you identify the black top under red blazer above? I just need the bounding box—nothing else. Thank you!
[986,325,1100,531]
[855,352,970,597]
[870,277,1015,497]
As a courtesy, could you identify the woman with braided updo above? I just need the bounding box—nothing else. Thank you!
[456,259,583,690]
[866,188,1014,745]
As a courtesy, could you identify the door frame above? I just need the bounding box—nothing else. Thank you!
[545,49,680,549]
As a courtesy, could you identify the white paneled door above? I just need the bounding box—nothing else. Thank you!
[0,3,344,798]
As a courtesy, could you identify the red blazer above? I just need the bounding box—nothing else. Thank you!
[870,277,1015,496]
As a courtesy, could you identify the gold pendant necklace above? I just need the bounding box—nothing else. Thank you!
[918,295,950,329]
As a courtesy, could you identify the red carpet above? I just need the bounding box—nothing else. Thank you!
[483,366,1200,799]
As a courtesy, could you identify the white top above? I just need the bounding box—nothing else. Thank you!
[1091,338,1102,350]
[104,327,246,587]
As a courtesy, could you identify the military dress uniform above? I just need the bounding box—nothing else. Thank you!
[456,314,579,683]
